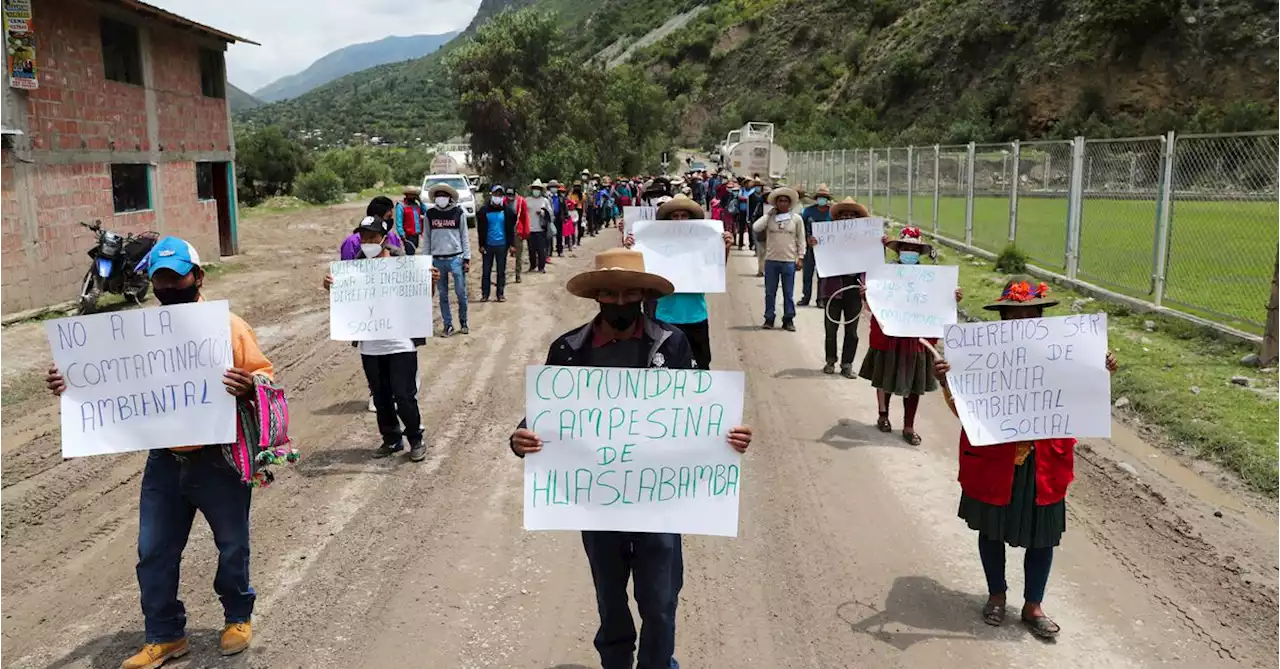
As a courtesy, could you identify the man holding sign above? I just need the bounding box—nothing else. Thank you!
[933,276,1118,640]
[45,237,274,667]
[508,248,753,669]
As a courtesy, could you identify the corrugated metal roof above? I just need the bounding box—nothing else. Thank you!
[101,0,260,45]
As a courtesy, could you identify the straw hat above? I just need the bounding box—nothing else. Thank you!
[529,178,546,190]
[829,197,870,219]
[656,194,705,220]
[812,183,833,199]
[566,248,675,299]
[427,182,457,201]
[984,275,1059,311]
[548,179,562,189]
[885,226,932,254]
[403,185,422,196]
[767,187,798,206]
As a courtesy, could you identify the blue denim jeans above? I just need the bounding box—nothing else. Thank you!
[138,448,253,643]
[432,255,468,329]
[581,531,683,669]
[763,259,797,323]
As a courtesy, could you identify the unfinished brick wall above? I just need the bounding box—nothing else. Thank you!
[1,0,233,316]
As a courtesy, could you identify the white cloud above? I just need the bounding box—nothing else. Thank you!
[150,0,481,92]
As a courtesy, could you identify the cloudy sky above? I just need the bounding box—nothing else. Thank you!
[152,0,483,92]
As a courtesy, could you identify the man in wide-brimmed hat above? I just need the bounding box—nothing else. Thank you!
[752,186,807,330]
[395,185,425,255]
[508,247,753,669]
[798,183,834,307]
[525,179,554,273]
[423,182,472,336]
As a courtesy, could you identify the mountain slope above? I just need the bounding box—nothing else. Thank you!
[252,32,460,102]
[237,0,1277,149]
[227,83,263,112]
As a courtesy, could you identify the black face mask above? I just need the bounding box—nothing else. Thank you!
[154,284,200,305]
[599,301,642,332]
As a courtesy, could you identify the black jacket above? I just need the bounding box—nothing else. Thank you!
[476,202,518,248]
[509,316,695,457]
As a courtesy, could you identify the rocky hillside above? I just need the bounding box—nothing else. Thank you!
[237,0,1278,149]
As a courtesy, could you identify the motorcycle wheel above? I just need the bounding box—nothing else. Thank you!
[78,270,101,315]
[126,280,150,305]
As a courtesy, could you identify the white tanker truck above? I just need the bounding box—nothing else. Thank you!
[717,122,789,179]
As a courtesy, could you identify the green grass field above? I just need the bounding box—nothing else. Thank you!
[872,194,1277,332]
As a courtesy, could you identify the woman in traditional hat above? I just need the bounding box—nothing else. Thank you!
[858,226,960,444]
[933,276,1117,639]
[622,195,733,369]
[816,197,871,377]
[751,187,807,331]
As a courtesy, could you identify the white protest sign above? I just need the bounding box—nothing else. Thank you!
[812,217,886,278]
[329,255,434,341]
[864,264,959,338]
[623,205,656,235]
[944,314,1111,446]
[631,219,726,293]
[45,301,237,457]
[523,365,745,537]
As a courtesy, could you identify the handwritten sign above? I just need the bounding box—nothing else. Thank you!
[944,314,1111,445]
[812,217,886,278]
[623,206,657,235]
[631,219,726,293]
[45,301,236,457]
[864,264,959,337]
[523,365,745,537]
[329,255,434,341]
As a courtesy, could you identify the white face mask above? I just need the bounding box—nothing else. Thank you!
[434,196,450,208]
[360,243,383,258]
[531,189,542,198]
[492,196,505,206]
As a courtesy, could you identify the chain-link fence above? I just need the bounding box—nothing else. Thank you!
[787,131,1279,334]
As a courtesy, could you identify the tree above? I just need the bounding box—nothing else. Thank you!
[293,167,345,205]
[235,126,311,204]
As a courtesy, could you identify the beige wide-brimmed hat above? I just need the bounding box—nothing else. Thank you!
[656,194,706,219]
[427,182,457,201]
[829,196,869,219]
[812,183,833,199]
[767,187,799,206]
[885,226,933,254]
[566,248,675,299]
[404,185,422,196]
[529,178,547,190]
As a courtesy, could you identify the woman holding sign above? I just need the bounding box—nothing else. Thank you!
[622,194,733,369]
[933,277,1118,640]
[859,227,961,445]
[816,197,871,378]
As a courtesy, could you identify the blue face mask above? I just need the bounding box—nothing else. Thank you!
[816,197,829,207]
[899,250,920,265]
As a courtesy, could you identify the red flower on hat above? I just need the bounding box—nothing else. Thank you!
[1000,281,1051,302]
[900,227,923,241]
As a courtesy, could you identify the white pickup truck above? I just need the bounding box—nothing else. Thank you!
[422,173,476,222]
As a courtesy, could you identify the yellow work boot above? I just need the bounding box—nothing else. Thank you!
[220,621,252,656]
[120,638,189,669]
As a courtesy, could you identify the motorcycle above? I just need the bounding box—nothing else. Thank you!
[77,219,158,314]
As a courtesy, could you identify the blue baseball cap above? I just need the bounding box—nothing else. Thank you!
[146,236,202,277]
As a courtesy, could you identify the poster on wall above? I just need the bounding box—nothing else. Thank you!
[5,0,38,90]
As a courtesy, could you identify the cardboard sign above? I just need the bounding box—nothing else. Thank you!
[523,365,746,537]
[631,219,727,293]
[944,314,1111,445]
[329,255,434,341]
[864,264,959,337]
[812,217,885,278]
[623,205,657,235]
[46,301,237,457]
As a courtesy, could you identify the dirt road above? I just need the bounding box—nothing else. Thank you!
[2,204,1276,669]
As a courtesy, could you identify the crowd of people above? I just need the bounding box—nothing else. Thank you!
[39,163,1119,669]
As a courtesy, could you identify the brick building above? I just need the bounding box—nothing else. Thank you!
[1,0,256,316]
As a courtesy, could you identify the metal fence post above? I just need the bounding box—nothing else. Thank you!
[840,149,847,195]
[906,145,916,226]
[1153,131,1176,306]
[1066,136,1086,280]
[932,144,940,233]
[1008,140,1020,243]
[964,141,976,246]
[869,150,877,213]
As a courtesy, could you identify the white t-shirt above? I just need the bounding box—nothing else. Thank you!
[359,338,416,356]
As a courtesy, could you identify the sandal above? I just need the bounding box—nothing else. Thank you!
[902,430,922,446]
[1021,613,1061,639]
[981,601,1006,626]
[875,414,892,433]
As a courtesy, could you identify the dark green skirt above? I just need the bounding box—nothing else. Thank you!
[858,347,938,396]
[957,449,1066,549]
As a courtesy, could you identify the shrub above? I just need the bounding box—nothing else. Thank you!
[994,244,1028,274]
[293,167,345,205]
